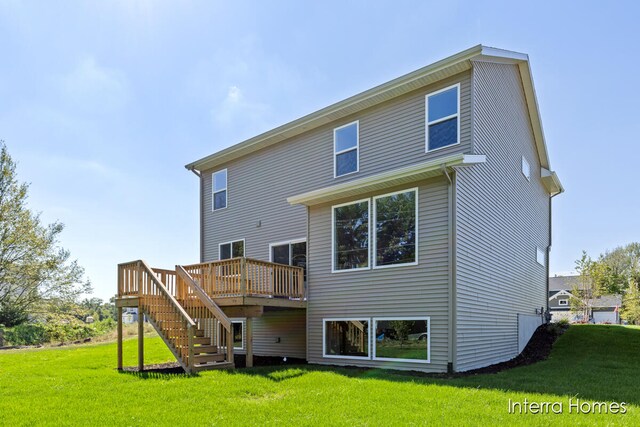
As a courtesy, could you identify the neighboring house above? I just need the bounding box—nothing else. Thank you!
[549,276,621,324]
[116,45,563,374]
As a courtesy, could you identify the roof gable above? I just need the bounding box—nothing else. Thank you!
[186,45,558,188]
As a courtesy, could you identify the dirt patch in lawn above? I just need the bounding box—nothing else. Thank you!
[120,355,307,374]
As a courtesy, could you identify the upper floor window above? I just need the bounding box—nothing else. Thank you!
[212,169,227,211]
[334,121,359,177]
[536,247,546,266]
[522,156,531,181]
[219,239,244,260]
[332,199,370,271]
[558,299,568,306]
[426,84,460,152]
[373,189,417,268]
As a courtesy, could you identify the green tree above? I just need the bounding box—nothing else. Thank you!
[570,251,598,321]
[0,142,91,326]
[621,279,640,325]
[390,320,414,348]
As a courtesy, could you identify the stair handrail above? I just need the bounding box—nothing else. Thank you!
[139,260,197,329]
[176,265,234,363]
[176,265,232,331]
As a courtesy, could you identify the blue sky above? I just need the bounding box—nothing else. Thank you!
[1,1,639,300]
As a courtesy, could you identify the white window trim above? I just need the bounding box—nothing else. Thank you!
[558,299,569,306]
[268,238,307,263]
[322,318,371,360]
[521,156,531,181]
[212,168,228,211]
[217,319,245,350]
[372,316,431,364]
[425,83,461,153]
[218,238,246,260]
[333,121,360,178]
[331,198,371,273]
[372,188,419,269]
[536,247,546,266]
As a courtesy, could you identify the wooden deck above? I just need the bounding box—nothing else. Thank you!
[115,258,306,373]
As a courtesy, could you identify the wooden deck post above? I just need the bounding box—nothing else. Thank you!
[138,309,144,371]
[117,307,123,370]
[246,317,253,368]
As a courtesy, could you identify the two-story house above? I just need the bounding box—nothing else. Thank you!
[116,45,563,374]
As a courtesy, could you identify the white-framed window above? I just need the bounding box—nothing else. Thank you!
[269,239,307,281]
[332,199,370,272]
[212,169,228,211]
[373,189,418,268]
[536,247,546,266]
[426,83,460,152]
[334,121,359,177]
[219,239,245,260]
[372,317,430,363]
[217,319,245,350]
[521,156,531,181]
[558,299,568,306]
[323,319,370,360]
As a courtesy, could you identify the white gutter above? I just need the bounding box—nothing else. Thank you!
[287,154,486,206]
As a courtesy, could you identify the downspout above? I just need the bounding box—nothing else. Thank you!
[442,164,456,373]
[545,190,561,323]
[187,167,204,263]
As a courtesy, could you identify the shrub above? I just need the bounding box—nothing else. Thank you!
[4,316,117,346]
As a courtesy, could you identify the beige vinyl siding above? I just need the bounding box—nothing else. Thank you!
[199,71,471,368]
[231,310,307,359]
[200,71,471,263]
[307,178,450,372]
[454,61,549,372]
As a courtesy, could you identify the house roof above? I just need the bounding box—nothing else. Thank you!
[186,45,559,185]
[550,275,577,291]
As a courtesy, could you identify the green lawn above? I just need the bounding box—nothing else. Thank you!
[0,325,638,426]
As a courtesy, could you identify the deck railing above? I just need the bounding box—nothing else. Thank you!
[118,260,196,372]
[182,257,305,300]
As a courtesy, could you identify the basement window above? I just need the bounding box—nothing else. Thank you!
[323,319,369,359]
[373,317,430,363]
[426,84,460,151]
[334,121,359,177]
[212,169,227,211]
[218,320,244,350]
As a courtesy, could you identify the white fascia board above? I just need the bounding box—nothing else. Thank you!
[287,154,485,206]
[541,168,564,196]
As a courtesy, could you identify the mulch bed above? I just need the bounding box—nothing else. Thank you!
[451,323,567,377]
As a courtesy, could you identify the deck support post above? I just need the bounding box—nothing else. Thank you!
[117,307,123,370]
[138,309,144,371]
[246,317,253,368]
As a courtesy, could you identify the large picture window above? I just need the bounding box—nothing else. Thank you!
[332,200,370,271]
[373,318,430,362]
[373,189,417,268]
[212,169,228,211]
[334,121,359,177]
[426,84,459,151]
[219,239,244,260]
[323,319,369,359]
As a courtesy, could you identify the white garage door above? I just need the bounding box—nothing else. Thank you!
[593,311,617,324]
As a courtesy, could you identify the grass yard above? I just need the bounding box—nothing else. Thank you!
[0,325,638,426]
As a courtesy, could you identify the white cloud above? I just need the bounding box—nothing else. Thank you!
[61,57,129,112]
[211,85,270,127]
